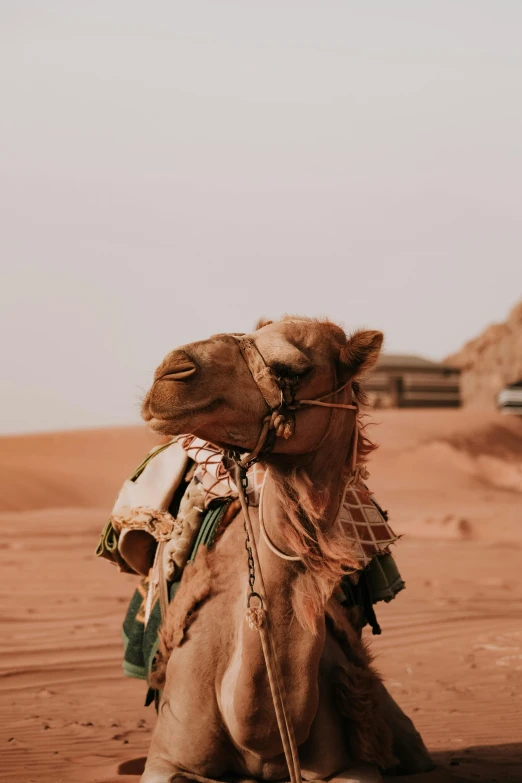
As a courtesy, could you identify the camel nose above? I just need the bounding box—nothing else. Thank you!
[156,351,197,381]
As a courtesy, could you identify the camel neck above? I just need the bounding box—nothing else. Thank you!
[260,417,356,559]
[265,416,355,522]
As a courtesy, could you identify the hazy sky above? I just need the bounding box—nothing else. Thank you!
[1,1,521,434]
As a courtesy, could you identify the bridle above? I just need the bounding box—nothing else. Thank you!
[228,335,358,470]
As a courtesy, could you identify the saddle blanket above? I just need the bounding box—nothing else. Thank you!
[96,437,404,692]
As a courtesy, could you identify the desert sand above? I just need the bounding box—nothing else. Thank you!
[1,411,521,783]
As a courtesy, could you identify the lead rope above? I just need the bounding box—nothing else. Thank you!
[144,541,169,627]
[235,465,303,783]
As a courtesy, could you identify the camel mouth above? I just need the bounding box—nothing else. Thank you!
[140,399,170,429]
[141,389,228,436]
[141,357,198,427]
[147,416,177,434]
[140,387,175,429]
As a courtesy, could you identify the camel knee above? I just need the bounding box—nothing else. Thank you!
[332,763,383,783]
[140,758,179,783]
[377,683,434,774]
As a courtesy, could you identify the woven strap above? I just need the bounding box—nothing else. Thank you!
[234,337,282,410]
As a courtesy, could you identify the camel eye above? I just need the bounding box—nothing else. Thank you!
[271,363,311,384]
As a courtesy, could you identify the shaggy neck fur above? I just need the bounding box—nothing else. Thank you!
[265,383,374,633]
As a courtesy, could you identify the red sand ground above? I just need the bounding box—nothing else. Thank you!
[1,411,521,782]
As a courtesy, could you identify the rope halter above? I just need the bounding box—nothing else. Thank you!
[229,335,358,470]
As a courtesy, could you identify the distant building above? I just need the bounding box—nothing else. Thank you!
[363,354,461,408]
[497,380,522,415]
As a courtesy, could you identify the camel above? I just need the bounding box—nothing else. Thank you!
[139,316,434,783]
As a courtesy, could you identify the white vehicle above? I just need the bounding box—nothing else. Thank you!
[497,380,522,414]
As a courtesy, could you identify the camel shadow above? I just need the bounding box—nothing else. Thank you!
[429,743,522,783]
[118,744,522,782]
[118,757,146,775]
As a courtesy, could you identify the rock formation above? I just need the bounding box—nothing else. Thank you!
[446,299,522,409]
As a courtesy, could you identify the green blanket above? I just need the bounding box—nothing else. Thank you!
[120,500,230,685]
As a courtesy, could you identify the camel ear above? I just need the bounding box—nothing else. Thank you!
[339,330,383,379]
[254,318,273,330]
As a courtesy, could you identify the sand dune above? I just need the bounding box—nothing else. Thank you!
[1,411,521,782]
[0,427,155,512]
[368,410,522,543]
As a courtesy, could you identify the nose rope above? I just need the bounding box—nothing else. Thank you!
[231,335,358,470]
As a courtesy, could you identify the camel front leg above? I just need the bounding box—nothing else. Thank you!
[140,756,179,783]
[377,683,435,775]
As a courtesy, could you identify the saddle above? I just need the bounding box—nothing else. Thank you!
[96,437,404,691]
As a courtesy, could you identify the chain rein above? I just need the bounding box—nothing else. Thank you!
[234,463,302,783]
[238,468,264,628]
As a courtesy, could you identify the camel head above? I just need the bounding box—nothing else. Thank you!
[142,317,383,456]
